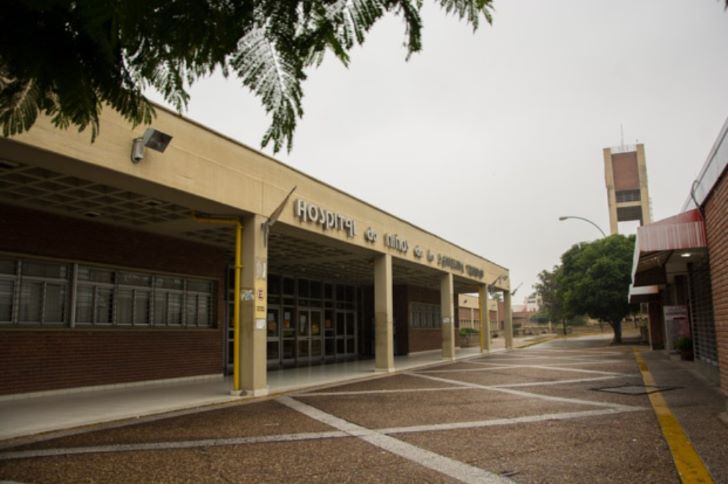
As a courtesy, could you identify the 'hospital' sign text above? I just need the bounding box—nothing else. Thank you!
[294,199,357,238]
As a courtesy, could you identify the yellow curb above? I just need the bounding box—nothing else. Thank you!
[632,348,714,483]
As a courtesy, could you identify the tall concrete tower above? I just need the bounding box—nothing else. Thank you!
[603,143,651,234]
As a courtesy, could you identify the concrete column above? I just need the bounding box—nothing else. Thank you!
[374,253,394,372]
[240,214,268,396]
[603,148,619,235]
[441,273,455,360]
[478,284,491,352]
[636,144,652,225]
[503,290,513,350]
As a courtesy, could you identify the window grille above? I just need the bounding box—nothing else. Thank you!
[0,253,214,328]
[688,262,718,367]
[410,302,442,329]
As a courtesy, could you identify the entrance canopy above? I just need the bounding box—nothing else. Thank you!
[629,209,707,302]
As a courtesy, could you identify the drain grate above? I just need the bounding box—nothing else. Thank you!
[592,384,679,395]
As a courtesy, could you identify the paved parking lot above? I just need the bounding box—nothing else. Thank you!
[1,338,725,483]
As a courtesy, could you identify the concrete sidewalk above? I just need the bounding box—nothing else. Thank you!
[0,336,539,444]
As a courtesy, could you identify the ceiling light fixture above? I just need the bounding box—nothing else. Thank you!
[680,252,691,258]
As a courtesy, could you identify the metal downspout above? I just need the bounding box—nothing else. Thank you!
[192,213,243,393]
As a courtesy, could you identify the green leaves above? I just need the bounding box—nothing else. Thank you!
[1,0,494,153]
[559,235,636,326]
[536,235,636,342]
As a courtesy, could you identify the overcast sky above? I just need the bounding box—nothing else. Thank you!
[148,0,728,300]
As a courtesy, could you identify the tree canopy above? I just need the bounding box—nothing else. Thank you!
[0,0,494,153]
[535,234,636,343]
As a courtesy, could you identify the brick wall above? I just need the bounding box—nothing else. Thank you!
[704,169,728,396]
[0,204,229,395]
[407,285,441,353]
[0,330,221,395]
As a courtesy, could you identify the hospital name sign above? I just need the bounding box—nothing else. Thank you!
[293,199,483,279]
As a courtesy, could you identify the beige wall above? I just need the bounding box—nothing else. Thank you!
[8,105,509,290]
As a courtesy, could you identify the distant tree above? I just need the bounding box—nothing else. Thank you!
[534,266,571,334]
[559,234,636,343]
[534,266,566,322]
[0,0,494,153]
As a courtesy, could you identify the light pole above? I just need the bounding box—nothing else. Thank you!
[558,215,607,238]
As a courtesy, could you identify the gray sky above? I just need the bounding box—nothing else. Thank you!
[148,0,728,300]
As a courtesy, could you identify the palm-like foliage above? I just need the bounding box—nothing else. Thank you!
[0,0,494,153]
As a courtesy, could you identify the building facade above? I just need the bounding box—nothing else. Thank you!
[0,106,511,397]
[629,117,727,403]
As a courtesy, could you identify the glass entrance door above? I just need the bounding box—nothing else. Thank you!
[310,309,322,362]
[324,309,335,361]
[266,306,280,368]
[336,310,357,358]
[297,308,323,364]
[281,307,296,366]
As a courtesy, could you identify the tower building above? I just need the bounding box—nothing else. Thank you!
[603,143,652,234]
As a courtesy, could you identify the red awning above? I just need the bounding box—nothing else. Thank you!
[630,209,707,293]
[634,209,706,252]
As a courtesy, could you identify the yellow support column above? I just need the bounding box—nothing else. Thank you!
[191,213,244,395]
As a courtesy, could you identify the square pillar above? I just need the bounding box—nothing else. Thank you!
[374,253,394,372]
[441,273,455,360]
[503,289,513,350]
[240,214,268,396]
[478,284,491,352]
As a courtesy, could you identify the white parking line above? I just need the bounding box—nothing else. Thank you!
[278,396,514,484]
[409,373,642,412]
[298,374,639,397]
[0,430,348,461]
[297,386,480,397]
[377,407,645,435]
[419,364,629,376]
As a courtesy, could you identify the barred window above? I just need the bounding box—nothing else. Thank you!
[410,302,442,329]
[0,254,214,328]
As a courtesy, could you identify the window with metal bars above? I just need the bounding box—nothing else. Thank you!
[688,261,719,367]
[0,254,214,328]
[409,302,442,329]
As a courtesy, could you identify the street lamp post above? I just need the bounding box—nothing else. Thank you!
[558,216,607,238]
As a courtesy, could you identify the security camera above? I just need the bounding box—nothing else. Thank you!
[130,128,172,164]
[131,138,145,163]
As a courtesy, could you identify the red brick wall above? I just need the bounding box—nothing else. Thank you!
[704,169,728,396]
[0,204,229,395]
[0,204,226,278]
[612,152,640,190]
[0,330,221,395]
[407,285,441,353]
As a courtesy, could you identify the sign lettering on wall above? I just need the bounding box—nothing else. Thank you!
[294,199,356,238]
[293,200,485,280]
[384,233,409,254]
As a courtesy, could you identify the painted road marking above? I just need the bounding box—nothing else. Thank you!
[278,396,514,484]
[0,430,348,461]
[378,407,644,435]
[409,372,643,412]
[298,375,639,397]
[633,349,714,483]
[420,364,629,377]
